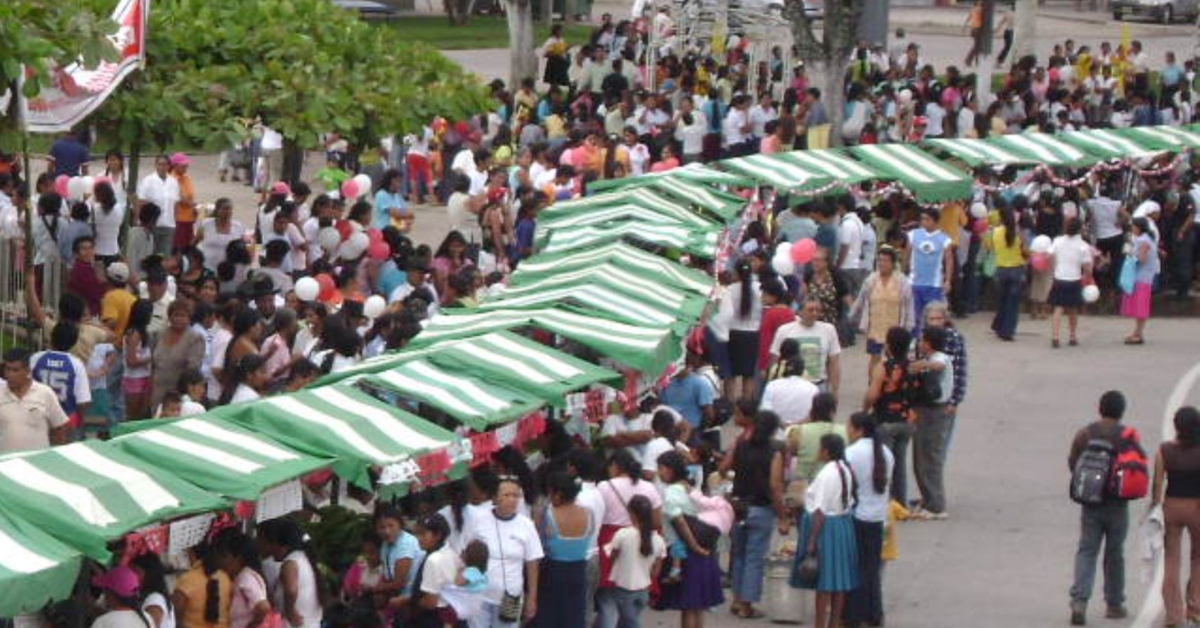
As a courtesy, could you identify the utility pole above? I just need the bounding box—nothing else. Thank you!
[1014,0,1037,62]
[973,0,996,110]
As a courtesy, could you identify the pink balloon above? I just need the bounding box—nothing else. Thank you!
[791,238,817,264]
[54,175,70,197]
[1031,253,1051,272]
[367,228,384,245]
[971,218,989,234]
[340,179,359,199]
[368,241,390,260]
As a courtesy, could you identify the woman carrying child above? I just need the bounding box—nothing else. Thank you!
[655,451,724,628]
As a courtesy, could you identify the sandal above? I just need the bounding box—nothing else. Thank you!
[737,607,766,619]
[1124,336,1145,345]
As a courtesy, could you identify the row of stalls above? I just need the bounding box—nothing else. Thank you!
[6,122,1200,616]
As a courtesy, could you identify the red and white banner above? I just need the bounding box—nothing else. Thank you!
[19,0,148,133]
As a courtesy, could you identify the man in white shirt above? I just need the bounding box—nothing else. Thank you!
[836,196,867,345]
[631,94,671,138]
[600,396,653,459]
[136,155,180,256]
[0,174,20,240]
[748,93,778,140]
[260,125,284,192]
[770,298,842,399]
[722,95,752,157]
[0,348,69,453]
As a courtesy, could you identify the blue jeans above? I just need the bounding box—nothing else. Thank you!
[876,421,913,504]
[911,285,945,331]
[730,505,775,603]
[597,587,648,628]
[1070,501,1129,608]
[991,266,1024,339]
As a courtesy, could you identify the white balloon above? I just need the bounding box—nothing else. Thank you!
[353,174,373,197]
[318,227,342,254]
[772,254,795,276]
[295,276,319,301]
[1082,284,1100,304]
[775,241,792,260]
[339,231,370,260]
[1030,235,1052,254]
[81,176,95,195]
[364,295,387,319]
[66,177,88,200]
[970,202,988,219]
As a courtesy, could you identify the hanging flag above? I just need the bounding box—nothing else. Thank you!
[18,0,148,133]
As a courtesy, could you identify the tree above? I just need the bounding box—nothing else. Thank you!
[789,0,863,148]
[506,0,539,89]
[95,0,489,185]
[444,0,478,25]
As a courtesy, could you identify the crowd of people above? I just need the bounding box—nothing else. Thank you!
[0,5,1199,628]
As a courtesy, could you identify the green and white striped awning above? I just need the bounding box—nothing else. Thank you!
[985,132,1096,166]
[360,360,545,431]
[848,144,974,202]
[538,189,719,234]
[477,277,697,332]
[111,418,332,501]
[616,176,747,222]
[923,137,1029,166]
[1120,125,1200,151]
[720,149,877,191]
[586,163,754,193]
[416,331,621,402]
[539,221,721,258]
[512,241,714,295]
[406,306,680,375]
[235,386,461,492]
[0,509,82,618]
[0,442,227,561]
[503,262,707,318]
[1057,128,1163,161]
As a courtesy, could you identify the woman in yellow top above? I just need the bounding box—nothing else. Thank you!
[173,544,233,628]
[986,206,1028,341]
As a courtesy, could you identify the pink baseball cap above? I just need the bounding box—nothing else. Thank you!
[92,566,140,598]
[168,152,191,166]
[271,181,291,196]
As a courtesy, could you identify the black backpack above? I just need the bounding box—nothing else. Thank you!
[1070,425,1117,505]
[907,364,943,407]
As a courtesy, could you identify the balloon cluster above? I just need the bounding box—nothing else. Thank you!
[55,175,97,200]
[339,173,373,201]
[770,237,816,275]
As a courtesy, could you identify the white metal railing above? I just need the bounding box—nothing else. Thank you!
[0,238,62,350]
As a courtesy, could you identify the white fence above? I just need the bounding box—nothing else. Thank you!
[0,238,63,350]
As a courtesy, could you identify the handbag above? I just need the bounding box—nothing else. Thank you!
[683,514,721,551]
[1118,253,1138,295]
[794,554,820,588]
[494,517,523,623]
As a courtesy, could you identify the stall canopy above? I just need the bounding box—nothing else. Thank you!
[1057,128,1164,161]
[512,241,714,295]
[848,143,974,202]
[538,221,722,258]
[411,331,621,402]
[359,360,545,431]
[984,133,1096,167]
[0,442,227,561]
[586,163,754,193]
[475,277,697,332]
[1120,125,1200,151]
[720,149,877,192]
[231,386,462,493]
[612,175,747,221]
[500,265,708,322]
[537,189,720,235]
[0,509,82,619]
[405,306,680,375]
[923,137,1030,166]
[111,417,332,501]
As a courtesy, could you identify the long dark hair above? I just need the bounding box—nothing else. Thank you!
[810,392,836,423]
[1000,206,1017,247]
[819,433,855,510]
[849,412,888,494]
[627,494,656,557]
[1176,406,1200,447]
[735,259,753,318]
[215,530,263,575]
[750,410,780,448]
[417,513,451,553]
[885,326,912,363]
[608,449,643,483]
[218,353,265,405]
[126,300,153,344]
[131,553,172,612]
[656,450,690,485]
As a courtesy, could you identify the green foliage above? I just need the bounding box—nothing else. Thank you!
[299,505,373,578]
[0,1,117,99]
[376,16,592,51]
[95,0,489,152]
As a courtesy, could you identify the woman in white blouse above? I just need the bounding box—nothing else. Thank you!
[788,433,860,628]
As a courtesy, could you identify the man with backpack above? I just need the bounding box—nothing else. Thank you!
[1067,390,1147,625]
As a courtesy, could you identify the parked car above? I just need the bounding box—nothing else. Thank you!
[1111,0,1200,24]
[331,0,401,19]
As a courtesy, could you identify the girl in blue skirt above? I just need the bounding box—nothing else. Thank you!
[790,433,859,628]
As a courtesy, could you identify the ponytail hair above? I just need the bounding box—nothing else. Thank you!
[218,353,266,405]
[850,412,888,494]
[819,433,854,509]
[736,259,753,318]
[628,494,655,557]
[609,449,643,484]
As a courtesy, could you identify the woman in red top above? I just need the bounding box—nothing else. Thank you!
[758,279,796,377]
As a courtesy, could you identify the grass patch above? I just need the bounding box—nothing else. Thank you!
[375,15,593,49]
